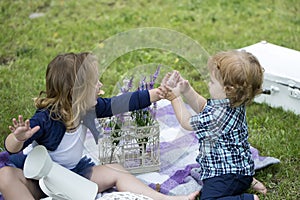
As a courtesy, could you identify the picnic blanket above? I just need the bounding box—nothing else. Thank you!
[87,100,280,198]
[0,100,280,199]
[134,100,280,196]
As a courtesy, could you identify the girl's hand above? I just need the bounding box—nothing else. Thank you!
[9,115,40,142]
[156,86,168,99]
[159,85,177,101]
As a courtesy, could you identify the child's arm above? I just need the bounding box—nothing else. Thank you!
[5,115,40,153]
[148,87,167,103]
[161,71,197,131]
[171,97,193,131]
[180,80,207,113]
[5,134,25,153]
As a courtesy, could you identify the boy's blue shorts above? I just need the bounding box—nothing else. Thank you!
[200,173,254,200]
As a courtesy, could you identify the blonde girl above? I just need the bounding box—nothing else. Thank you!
[0,52,199,200]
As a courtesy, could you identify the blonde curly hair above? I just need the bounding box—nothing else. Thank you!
[207,50,264,107]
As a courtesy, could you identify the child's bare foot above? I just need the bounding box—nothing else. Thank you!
[252,178,267,195]
[188,191,200,200]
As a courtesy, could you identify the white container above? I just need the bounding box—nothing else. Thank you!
[240,41,300,115]
[24,145,98,200]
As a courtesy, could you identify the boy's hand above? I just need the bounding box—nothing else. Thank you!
[166,71,180,88]
[161,70,189,101]
[165,79,191,99]
[161,70,180,88]
[164,87,178,101]
[161,71,177,101]
[165,80,182,98]
[178,79,191,94]
[161,72,172,86]
[156,86,168,100]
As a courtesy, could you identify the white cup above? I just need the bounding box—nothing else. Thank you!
[24,145,53,179]
[24,145,98,200]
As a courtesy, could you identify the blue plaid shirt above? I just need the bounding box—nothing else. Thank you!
[190,99,254,180]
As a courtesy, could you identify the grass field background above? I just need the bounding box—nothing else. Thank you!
[0,0,299,199]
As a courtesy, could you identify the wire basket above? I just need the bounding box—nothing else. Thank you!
[98,120,160,174]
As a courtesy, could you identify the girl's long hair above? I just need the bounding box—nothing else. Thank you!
[34,52,99,130]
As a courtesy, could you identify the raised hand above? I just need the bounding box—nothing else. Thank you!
[178,79,191,94]
[9,115,40,142]
[161,71,179,101]
[161,70,192,101]
[161,72,172,86]
[161,70,181,88]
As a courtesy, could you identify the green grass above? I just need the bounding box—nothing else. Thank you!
[0,0,299,199]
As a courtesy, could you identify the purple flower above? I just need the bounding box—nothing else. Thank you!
[152,65,161,83]
[117,65,161,127]
[120,77,134,94]
[128,76,133,90]
[149,65,161,90]
[140,76,146,91]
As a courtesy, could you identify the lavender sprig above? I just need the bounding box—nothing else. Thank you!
[120,77,134,94]
[115,65,161,127]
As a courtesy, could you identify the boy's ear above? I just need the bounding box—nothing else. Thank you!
[224,85,234,93]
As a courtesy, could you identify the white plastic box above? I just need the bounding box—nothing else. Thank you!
[240,41,300,115]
